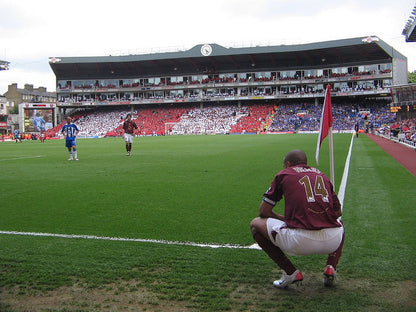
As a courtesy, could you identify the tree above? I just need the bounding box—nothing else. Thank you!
[408,70,416,83]
[9,105,18,114]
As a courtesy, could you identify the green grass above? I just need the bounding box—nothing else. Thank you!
[0,134,415,312]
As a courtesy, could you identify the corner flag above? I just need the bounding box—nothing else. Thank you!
[315,84,335,186]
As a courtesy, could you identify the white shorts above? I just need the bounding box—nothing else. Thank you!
[124,133,134,143]
[266,218,344,256]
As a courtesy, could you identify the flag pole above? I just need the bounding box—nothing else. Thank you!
[315,84,335,188]
[329,124,335,189]
[315,89,327,166]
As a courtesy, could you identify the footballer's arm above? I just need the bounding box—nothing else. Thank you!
[258,201,284,221]
[332,193,342,218]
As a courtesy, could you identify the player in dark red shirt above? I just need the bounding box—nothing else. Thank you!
[250,149,344,288]
[121,114,138,156]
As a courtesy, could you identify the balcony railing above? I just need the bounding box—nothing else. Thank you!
[57,72,393,94]
[56,88,391,107]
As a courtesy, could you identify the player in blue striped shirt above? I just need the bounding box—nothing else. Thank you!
[61,117,80,160]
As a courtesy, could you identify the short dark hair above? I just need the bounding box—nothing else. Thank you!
[284,149,307,166]
[126,114,131,118]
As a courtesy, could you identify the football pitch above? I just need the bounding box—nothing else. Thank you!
[0,134,415,311]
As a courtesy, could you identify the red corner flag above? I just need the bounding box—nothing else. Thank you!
[316,84,335,185]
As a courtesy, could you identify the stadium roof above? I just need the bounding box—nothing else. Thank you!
[49,36,406,80]
[402,4,416,42]
[0,60,10,71]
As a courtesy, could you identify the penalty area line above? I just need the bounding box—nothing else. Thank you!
[0,230,257,250]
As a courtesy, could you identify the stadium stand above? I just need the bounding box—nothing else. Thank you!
[42,37,415,144]
[41,101,407,140]
[170,105,249,135]
[49,37,406,114]
[229,105,272,134]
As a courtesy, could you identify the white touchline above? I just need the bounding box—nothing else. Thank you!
[0,155,45,162]
[337,132,355,212]
[0,230,253,250]
[0,134,354,250]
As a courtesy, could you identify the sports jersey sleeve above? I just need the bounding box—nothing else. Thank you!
[331,185,341,213]
[263,172,285,206]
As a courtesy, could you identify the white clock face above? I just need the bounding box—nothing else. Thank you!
[201,44,212,56]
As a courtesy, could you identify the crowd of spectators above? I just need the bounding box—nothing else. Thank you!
[267,102,396,133]
[169,105,249,135]
[378,118,416,145]
[41,102,414,146]
[76,109,131,137]
[126,106,189,136]
[229,105,271,133]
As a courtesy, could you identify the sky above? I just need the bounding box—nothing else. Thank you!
[0,0,415,95]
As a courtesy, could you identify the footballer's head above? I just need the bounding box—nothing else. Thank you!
[66,116,72,124]
[126,114,132,120]
[283,149,307,168]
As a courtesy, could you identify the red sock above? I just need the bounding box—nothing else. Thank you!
[253,232,296,274]
[326,231,345,269]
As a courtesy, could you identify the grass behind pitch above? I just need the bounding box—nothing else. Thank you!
[0,134,415,311]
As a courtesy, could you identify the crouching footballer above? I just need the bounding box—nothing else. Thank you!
[250,149,345,288]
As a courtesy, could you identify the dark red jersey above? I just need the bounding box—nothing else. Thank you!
[263,164,341,230]
[123,119,138,134]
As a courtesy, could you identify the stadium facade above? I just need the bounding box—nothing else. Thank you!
[402,3,416,42]
[49,36,407,118]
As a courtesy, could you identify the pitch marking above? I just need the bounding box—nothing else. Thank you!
[0,230,254,250]
[337,132,355,211]
[0,155,45,162]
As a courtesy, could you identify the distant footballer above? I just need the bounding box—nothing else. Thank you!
[61,117,79,160]
[121,113,138,156]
